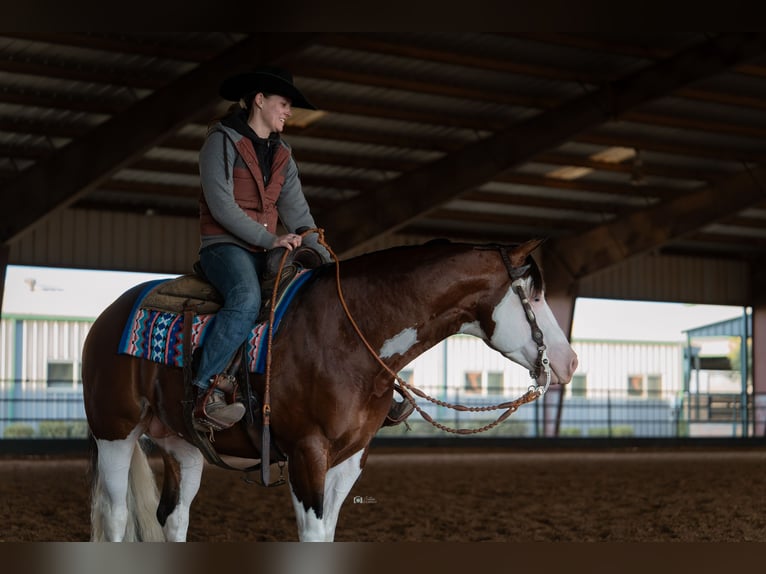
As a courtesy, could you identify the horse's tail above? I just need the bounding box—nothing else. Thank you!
[89,435,166,542]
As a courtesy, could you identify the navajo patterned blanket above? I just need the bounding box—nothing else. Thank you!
[117,269,314,373]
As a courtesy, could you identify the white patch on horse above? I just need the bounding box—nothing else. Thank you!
[379,327,418,358]
[490,284,532,360]
[152,435,205,542]
[291,449,365,542]
[458,320,485,338]
[94,426,155,541]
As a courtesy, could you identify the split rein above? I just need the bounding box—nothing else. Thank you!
[264,229,552,436]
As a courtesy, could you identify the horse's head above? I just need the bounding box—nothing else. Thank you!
[460,240,578,386]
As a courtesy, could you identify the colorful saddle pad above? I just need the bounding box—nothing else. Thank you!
[117,269,314,373]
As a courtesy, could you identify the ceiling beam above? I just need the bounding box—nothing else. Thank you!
[0,51,170,90]
[577,130,766,163]
[546,164,766,280]
[534,151,729,183]
[624,109,766,139]
[461,189,647,217]
[293,64,556,110]
[320,33,605,84]
[1,32,223,62]
[506,32,677,60]
[493,172,695,201]
[317,33,766,256]
[0,33,319,245]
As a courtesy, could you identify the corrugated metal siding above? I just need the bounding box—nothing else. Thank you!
[577,252,749,305]
[402,335,684,398]
[0,319,15,383]
[0,317,91,387]
[445,334,540,395]
[403,335,537,398]
[572,340,683,396]
[8,208,198,274]
[5,209,751,306]
[20,319,91,385]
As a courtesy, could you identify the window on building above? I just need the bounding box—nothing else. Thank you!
[47,361,75,389]
[647,374,662,398]
[464,371,481,393]
[486,371,504,394]
[627,374,644,397]
[570,374,587,397]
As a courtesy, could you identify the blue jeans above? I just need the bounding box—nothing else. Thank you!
[193,243,266,390]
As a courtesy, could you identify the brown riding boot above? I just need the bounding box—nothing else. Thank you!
[383,396,415,427]
[194,374,246,430]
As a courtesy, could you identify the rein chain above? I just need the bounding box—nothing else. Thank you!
[263,229,551,437]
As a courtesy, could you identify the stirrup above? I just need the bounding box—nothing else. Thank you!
[383,397,415,427]
[193,376,245,431]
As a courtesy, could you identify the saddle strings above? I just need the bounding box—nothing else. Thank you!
[264,228,550,436]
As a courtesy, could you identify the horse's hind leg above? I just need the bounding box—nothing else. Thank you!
[153,435,204,542]
[289,447,366,541]
[91,426,143,541]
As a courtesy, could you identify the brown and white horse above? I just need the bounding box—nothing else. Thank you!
[82,239,578,542]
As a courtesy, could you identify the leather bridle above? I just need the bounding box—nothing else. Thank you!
[497,247,552,396]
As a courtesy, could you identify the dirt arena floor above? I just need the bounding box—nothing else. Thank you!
[1,446,765,542]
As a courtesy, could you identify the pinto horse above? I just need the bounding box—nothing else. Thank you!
[82,238,578,542]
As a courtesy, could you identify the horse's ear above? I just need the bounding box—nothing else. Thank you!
[509,239,544,267]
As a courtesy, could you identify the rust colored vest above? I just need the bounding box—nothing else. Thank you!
[200,135,291,250]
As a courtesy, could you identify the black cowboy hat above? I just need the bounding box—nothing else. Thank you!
[219,66,316,110]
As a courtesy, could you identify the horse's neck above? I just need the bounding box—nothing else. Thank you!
[341,246,499,359]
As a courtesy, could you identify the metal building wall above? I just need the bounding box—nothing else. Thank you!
[577,253,750,306]
[1,315,91,394]
[8,209,199,275]
[24,319,91,384]
[5,207,753,307]
[402,335,685,399]
[401,334,544,398]
[571,339,684,398]
[0,318,16,384]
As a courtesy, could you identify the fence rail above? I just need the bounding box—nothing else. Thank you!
[2,383,763,440]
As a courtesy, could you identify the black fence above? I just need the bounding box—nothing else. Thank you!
[1,385,764,450]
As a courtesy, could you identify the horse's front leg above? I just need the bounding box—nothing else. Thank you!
[289,445,366,542]
[153,435,205,542]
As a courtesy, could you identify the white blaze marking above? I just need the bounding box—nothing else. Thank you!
[379,327,418,358]
[490,287,524,352]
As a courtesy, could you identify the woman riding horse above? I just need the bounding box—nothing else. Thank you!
[193,66,411,429]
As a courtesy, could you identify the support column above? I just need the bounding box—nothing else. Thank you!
[752,259,766,437]
[541,247,578,438]
[0,243,9,315]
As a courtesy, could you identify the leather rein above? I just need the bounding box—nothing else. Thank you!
[263,231,552,438]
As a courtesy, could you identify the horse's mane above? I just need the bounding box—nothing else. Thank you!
[470,241,545,297]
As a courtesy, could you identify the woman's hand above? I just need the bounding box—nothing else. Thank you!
[271,233,303,251]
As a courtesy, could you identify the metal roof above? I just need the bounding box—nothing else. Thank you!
[2,32,766,279]
[684,313,752,338]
